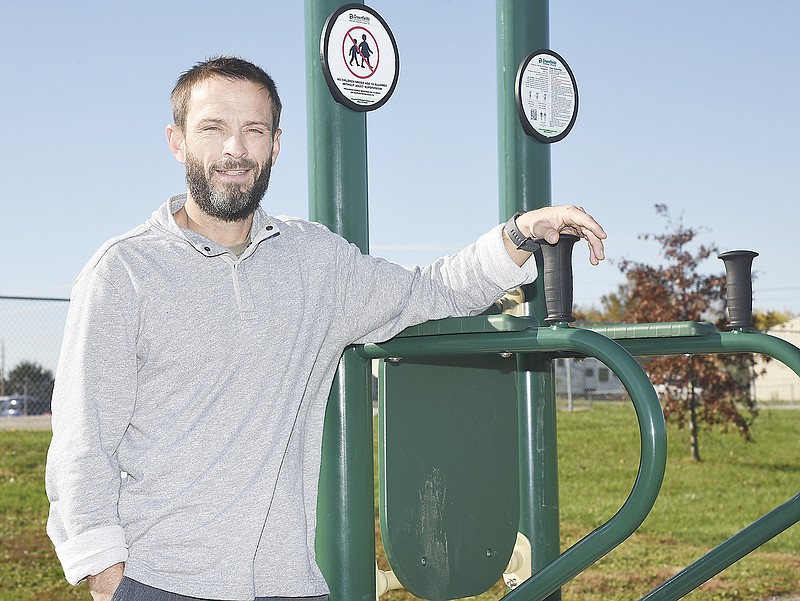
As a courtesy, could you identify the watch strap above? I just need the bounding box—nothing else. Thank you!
[504,211,540,253]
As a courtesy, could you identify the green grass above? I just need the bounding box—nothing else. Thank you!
[555,406,800,600]
[0,431,86,600]
[2,409,799,600]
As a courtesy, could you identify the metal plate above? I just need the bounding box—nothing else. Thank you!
[379,354,519,600]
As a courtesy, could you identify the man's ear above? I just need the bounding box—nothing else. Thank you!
[166,124,186,164]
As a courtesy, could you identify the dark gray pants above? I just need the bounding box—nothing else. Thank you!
[110,577,329,601]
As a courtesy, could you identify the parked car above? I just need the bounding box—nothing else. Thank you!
[0,395,50,417]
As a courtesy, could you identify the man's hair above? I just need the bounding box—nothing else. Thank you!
[171,56,282,132]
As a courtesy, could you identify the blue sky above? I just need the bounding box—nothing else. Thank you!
[2,0,799,319]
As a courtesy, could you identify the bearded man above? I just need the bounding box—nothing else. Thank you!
[45,56,606,601]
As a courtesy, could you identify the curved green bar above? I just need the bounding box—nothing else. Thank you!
[361,324,668,601]
[496,326,668,601]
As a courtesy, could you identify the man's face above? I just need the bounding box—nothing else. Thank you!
[167,77,281,221]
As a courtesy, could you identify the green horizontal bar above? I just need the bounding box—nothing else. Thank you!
[612,328,800,368]
[587,321,717,340]
[392,314,539,337]
[361,325,667,601]
[394,317,717,341]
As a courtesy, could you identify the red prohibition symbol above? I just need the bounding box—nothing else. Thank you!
[343,26,380,79]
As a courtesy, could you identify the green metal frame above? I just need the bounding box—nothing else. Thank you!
[365,320,800,601]
[303,0,800,599]
[362,319,668,601]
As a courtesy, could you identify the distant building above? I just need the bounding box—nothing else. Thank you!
[554,357,626,399]
[753,316,800,404]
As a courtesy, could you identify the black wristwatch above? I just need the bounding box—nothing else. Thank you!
[504,211,540,253]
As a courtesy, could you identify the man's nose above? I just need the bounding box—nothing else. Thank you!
[223,134,248,159]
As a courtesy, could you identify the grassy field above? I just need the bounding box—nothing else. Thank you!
[0,430,85,600]
[556,406,799,600]
[2,408,798,600]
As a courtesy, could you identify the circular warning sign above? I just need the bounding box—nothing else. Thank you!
[320,3,399,112]
[515,49,578,143]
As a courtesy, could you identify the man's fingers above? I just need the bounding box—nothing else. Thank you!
[517,205,607,265]
[566,207,606,240]
[542,228,560,244]
[587,237,605,265]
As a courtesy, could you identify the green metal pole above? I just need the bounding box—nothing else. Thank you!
[497,0,552,222]
[515,349,561,575]
[304,2,374,600]
[315,348,375,601]
[497,1,559,598]
[305,0,370,252]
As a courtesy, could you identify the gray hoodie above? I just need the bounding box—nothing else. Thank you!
[45,194,537,599]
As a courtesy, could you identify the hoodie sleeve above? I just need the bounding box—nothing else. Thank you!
[334,224,538,345]
[45,266,136,584]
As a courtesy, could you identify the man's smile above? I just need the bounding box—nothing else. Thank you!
[214,166,255,181]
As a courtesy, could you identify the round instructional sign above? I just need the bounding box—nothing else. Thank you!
[515,49,578,143]
[320,3,400,112]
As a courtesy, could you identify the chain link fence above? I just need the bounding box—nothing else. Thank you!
[0,296,69,417]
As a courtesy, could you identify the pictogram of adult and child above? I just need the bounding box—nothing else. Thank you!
[348,33,374,71]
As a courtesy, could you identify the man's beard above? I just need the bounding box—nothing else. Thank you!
[185,153,272,222]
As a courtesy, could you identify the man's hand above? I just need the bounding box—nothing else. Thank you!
[87,562,124,601]
[503,205,607,266]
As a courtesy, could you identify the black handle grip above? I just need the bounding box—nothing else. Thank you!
[718,250,759,330]
[537,234,579,324]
